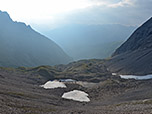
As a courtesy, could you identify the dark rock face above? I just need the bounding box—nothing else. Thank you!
[113,17,152,56]
[106,17,152,75]
[0,11,72,67]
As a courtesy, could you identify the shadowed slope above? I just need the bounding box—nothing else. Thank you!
[106,17,152,75]
[0,11,72,67]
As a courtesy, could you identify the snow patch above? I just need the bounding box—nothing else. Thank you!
[59,79,76,82]
[41,80,67,89]
[62,90,90,102]
[112,73,117,76]
[120,74,152,80]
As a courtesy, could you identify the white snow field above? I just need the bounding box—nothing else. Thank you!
[62,90,90,102]
[41,80,67,89]
[112,73,117,76]
[120,74,152,80]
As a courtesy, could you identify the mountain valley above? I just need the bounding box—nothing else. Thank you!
[0,11,152,114]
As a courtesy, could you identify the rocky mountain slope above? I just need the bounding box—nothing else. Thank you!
[0,11,72,67]
[106,17,152,75]
[0,60,152,114]
[1,11,152,114]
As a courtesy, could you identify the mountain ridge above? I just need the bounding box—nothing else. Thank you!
[113,17,152,56]
[42,24,135,60]
[0,11,72,67]
[106,17,152,75]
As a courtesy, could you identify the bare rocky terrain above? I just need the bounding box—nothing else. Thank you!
[0,60,152,114]
[0,11,152,114]
[0,11,72,67]
[107,17,152,75]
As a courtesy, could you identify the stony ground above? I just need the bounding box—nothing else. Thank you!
[0,60,152,114]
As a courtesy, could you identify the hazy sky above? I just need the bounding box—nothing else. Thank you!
[0,0,152,29]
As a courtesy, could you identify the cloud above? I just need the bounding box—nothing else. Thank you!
[86,0,134,8]
[55,0,152,27]
[89,0,122,4]
[0,0,92,25]
[3,0,149,30]
[108,0,135,7]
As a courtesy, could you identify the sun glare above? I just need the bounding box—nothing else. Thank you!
[0,0,91,24]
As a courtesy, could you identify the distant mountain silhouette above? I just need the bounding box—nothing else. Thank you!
[0,11,72,67]
[44,24,135,60]
[107,17,152,75]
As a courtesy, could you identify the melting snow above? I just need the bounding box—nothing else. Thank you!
[62,90,90,102]
[120,75,152,80]
[41,80,67,89]
[112,73,117,76]
[59,79,76,82]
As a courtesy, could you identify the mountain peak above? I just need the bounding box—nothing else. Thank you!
[112,17,152,56]
[107,17,152,75]
[0,10,12,23]
[142,17,152,27]
[0,11,72,67]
